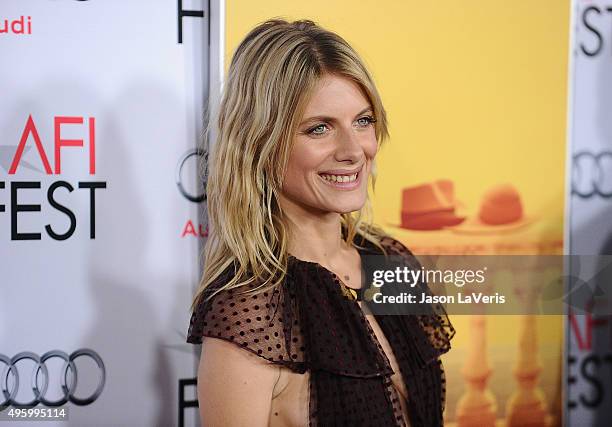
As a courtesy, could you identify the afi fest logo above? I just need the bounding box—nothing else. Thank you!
[0,115,106,241]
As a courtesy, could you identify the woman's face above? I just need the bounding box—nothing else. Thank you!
[280,74,379,215]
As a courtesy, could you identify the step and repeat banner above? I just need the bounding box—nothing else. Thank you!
[567,1,612,426]
[1,0,216,425]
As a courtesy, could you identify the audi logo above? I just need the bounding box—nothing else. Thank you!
[176,148,208,203]
[0,349,105,409]
[572,151,612,199]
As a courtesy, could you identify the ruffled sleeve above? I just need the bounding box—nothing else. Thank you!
[187,258,396,378]
[186,263,309,373]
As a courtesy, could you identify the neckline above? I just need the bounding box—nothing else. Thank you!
[287,235,377,292]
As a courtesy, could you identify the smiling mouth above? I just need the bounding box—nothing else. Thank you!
[317,165,364,188]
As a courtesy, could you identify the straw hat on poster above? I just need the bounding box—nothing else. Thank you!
[447,183,535,234]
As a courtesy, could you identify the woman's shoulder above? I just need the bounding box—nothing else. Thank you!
[186,263,309,373]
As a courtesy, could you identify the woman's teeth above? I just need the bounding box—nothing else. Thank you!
[320,173,358,183]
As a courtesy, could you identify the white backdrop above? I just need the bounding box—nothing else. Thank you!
[0,0,221,425]
[567,1,612,426]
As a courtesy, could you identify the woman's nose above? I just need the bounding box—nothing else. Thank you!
[333,126,363,162]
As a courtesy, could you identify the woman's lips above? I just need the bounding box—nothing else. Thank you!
[318,165,363,175]
[317,165,364,190]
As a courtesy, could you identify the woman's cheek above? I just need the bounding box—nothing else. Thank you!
[363,137,379,158]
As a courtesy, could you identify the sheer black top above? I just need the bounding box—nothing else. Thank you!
[187,235,455,426]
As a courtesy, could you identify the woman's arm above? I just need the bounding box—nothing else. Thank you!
[197,336,280,427]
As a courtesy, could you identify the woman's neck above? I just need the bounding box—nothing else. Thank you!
[282,204,352,266]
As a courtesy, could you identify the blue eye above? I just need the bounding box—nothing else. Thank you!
[308,124,328,135]
[357,116,376,127]
[305,116,376,136]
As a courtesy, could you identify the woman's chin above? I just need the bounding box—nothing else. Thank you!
[327,200,366,214]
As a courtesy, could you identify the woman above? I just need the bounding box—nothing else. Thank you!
[187,18,455,427]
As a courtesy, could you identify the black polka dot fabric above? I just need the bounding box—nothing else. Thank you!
[187,235,455,426]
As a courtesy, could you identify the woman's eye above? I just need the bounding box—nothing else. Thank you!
[356,116,376,127]
[305,117,375,136]
[308,124,328,135]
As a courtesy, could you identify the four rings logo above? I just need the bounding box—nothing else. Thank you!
[0,349,105,409]
[572,151,612,199]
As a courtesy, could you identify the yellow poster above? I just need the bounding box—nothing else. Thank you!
[226,1,569,424]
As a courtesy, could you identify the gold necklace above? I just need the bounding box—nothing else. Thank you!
[339,283,358,300]
[338,273,358,300]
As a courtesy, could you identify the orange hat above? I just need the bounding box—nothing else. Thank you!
[399,179,466,230]
[449,183,535,234]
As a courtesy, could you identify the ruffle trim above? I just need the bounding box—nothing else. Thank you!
[186,235,455,379]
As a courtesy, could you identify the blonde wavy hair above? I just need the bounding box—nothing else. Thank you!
[191,18,391,312]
